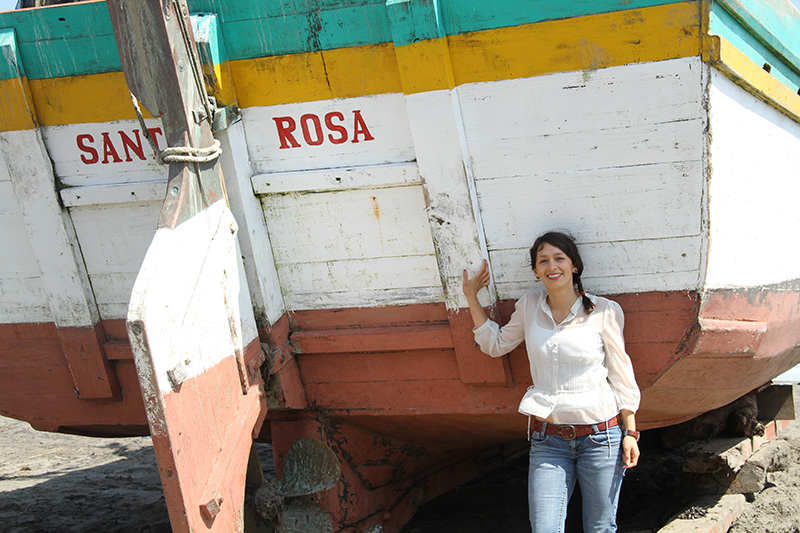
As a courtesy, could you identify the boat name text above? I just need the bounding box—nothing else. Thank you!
[273,110,374,149]
[76,128,165,165]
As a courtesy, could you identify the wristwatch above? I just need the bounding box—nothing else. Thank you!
[623,429,640,441]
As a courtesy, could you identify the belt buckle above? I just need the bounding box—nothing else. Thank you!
[557,425,577,440]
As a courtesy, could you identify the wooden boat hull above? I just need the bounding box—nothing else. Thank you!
[2,0,800,530]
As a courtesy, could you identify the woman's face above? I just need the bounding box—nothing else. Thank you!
[533,242,577,292]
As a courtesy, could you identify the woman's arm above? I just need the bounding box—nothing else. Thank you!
[463,259,526,357]
[620,409,639,469]
[600,300,641,468]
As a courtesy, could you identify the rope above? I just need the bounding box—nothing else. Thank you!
[128,91,222,165]
[159,140,221,163]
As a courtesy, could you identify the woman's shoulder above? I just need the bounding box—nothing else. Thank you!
[587,294,624,315]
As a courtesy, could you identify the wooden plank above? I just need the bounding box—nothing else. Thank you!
[611,290,698,312]
[470,117,703,182]
[60,181,166,207]
[67,202,160,274]
[0,211,41,278]
[84,272,140,318]
[296,349,459,384]
[0,337,64,366]
[217,121,286,327]
[490,236,703,281]
[490,236,703,297]
[477,162,703,247]
[261,185,436,262]
[289,302,448,330]
[292,324,454,354]
[284,285,444,311]
[42,120,166,188]
[103,340,133,361]
[101,318,129,341]
[0,321,57,340]
[276,255,442,296]
[57,324,120,400]
[459,57,704,145]
[303,379,524,414]
[252,162,420,194]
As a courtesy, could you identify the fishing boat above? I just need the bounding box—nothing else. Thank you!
[1,0,799,530]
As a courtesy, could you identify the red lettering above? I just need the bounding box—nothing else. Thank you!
[76,134,98,164]
[119,130,145,162]
[273,117,300,149]
[325,112,348,144]
[145,127,164,154]
[101,132,122,164]
[351,110,374,143]
[300,114,324,146]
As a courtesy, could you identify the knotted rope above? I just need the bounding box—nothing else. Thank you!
[129,91,222,165]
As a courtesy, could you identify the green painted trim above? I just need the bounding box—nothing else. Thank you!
[716,0,800,74]
[711,2,800,92]
[0,28,24,81]
[191,13,227,65]
[207,3,392,60]
[0,2,120,79]
[385,0,444,47]
[438,0,680,40]
[187,0,385,21]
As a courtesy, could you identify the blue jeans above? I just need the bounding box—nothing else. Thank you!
[528,423,625,532]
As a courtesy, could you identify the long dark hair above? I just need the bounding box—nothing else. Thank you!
[529,231,594,313]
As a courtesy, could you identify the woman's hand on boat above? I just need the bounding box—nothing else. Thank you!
[462,259,490,300]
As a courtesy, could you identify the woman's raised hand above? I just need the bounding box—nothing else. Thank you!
[462,259,491,301]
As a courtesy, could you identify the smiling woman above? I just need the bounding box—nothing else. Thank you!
[462,232,641,532]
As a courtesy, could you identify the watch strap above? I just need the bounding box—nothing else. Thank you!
[624,429,640,441]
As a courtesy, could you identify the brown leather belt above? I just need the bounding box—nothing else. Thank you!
[532,415,621,440]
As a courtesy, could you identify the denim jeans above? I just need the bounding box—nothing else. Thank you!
[528,423,624,532]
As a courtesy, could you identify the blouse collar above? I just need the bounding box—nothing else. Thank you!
[540,293,584,325]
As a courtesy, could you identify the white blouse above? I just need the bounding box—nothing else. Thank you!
[474,292,640,424]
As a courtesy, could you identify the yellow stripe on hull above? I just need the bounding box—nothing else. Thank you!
[27,72,154,127]
[705,35,800,123]
[0,77,36,132]
[447,2,702,88]
[230,43,403,109]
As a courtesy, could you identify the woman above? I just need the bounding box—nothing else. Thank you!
[462,231,640,533]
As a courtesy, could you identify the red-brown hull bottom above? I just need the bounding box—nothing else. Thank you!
[3,289,799,434]
[2,287,799,531]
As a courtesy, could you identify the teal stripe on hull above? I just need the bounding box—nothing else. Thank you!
[211,3,392,60]
[437,0,678,45]
[711,1,800,92]
[0,28,24,81]
[0,2,119,79]
[0,0,799,89]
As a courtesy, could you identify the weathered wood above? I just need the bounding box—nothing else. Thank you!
[106,1,267,531]
[217,121,285,328]
[260,185,443,309]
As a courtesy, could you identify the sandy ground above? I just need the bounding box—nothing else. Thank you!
[2,386,799,532]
